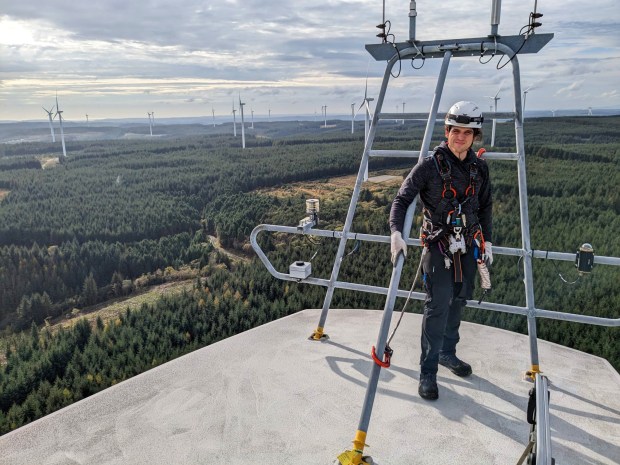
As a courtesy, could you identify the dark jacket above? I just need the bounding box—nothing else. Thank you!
[389,141,493,242]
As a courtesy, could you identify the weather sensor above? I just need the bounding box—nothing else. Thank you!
[297,198,320,233]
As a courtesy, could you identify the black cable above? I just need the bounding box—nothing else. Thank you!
[495,11,542,70]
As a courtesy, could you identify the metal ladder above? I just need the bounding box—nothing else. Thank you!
[251,24,620,465]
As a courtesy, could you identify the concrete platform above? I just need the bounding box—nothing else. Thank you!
[0,309,618,464]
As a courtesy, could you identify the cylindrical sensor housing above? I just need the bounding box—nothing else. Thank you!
[306,198,320,215]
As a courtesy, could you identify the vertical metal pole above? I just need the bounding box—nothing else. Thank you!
[311,57,397,340]
[511,55,540,374]
[535,374,552,465]
[408,1,417,41]
[353,51,452,450]
[491,0,502,36]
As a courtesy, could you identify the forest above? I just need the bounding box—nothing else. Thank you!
[0,116,618,434]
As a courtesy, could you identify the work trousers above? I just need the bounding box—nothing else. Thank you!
[420,242,477,375]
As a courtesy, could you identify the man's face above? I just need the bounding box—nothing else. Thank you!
[445,126,475,156]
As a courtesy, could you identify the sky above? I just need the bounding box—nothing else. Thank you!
[1,0,619,122]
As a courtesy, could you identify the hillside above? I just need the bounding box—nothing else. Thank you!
[0,116,618,434]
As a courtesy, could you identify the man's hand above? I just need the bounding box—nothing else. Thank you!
[483,242,493,266]
[390,231,407,265]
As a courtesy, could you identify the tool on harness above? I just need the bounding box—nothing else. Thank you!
[474,234,492,303]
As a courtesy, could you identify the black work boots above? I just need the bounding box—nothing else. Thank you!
[439,354,472,377]
[418,373,439,400]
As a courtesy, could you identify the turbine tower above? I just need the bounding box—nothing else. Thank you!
[402,101,405,124]
[239,95,246,149]
[148,112,153,136]
[587,107,593,116]
[85,114,89,124]
[268,108,271,123]
[351,103,355,134]
[485,85,502,146]
[251,109,254,129]
[55,95,67,158]
[212,108,216,127]
[42,106,56,142]
[354,72,374,181]
[232,99,237,137]
[323,105,327,128]
[522,85,534,121]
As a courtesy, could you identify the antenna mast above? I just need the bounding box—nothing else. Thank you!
[491,0,502,35]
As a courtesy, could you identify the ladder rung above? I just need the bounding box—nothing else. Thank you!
[376,111,517,121]
[369,149,430,158]
[483,152,519,160]
[369,150,519,160]
[378,112,430,120]
[483,112,517,119]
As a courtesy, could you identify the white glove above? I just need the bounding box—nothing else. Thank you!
[484,242,493,266]
[390,231,407,264]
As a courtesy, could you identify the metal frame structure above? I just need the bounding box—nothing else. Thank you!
[251,3,619,464]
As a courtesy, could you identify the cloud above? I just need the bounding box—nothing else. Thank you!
[1,1,619,119]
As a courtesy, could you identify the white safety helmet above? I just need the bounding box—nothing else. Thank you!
[445,101,484,128]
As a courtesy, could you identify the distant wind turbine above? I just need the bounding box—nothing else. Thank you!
[268,108,271,123]
[402,102,406,125]
[55,95,67,158]
[485,84,502,146]
[212,108,216,127]
[354,69,375,181]
[85,114,89,124]
[232,99,237,137]
[587,107,593,116]
[522,85,535,121]
[251,109,254,130]
[323,105,327,128]
[239,95,246,149]
[42,105,56,142]
[147,112,153,136]
[351,103,355,134]
[551,109,557,117]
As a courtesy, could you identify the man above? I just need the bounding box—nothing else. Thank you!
[389,101,493,400]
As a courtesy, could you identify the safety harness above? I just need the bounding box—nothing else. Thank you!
[422,151,487,282]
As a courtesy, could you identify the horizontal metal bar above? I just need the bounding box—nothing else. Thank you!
[480,152,519,160]
[378,112,431,120]
[369,149,424,158]
[251,223,620,327]
[366,34,554,61]
[378,111,515,121]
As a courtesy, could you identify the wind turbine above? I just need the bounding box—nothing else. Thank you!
[147,112,153,136]
[42,106,56,142]
[485,85,502,146]
[55,95,67,158]
[212,108,216,127]
[239,95,246,149]
[323,105,327,127]
[402,101,406,125]
[251,109,254,129]
[85,114,89,124]
[587,107,593,116]
[354,72,375,181]
[351,103,355,134]
[522,85,535,120]
[551,109,557,117]
[232,99,237,137]
[268,108,271,123]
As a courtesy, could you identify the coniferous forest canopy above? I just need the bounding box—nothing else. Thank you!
[0,116,618,434]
